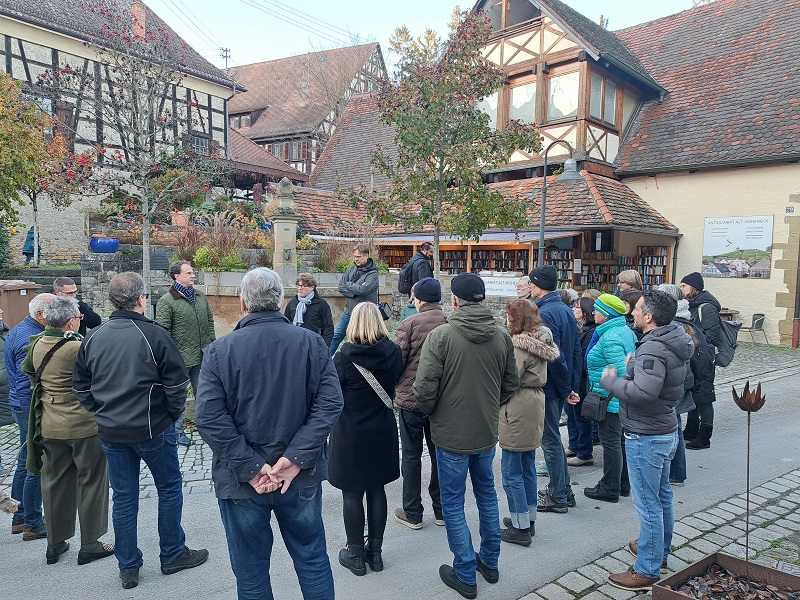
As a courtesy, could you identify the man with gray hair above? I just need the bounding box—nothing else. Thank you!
[73,272,207,590]
[4,292,54,540]
[195,268,343,600]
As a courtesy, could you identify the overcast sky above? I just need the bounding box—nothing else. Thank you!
[145,0,696,70]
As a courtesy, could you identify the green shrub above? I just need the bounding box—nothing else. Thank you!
[334,255,352,273]
[0,224,11,277]
[220,249,247,271]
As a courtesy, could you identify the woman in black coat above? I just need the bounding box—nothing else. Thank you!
[284,273,334,346]
[330,302,403,577]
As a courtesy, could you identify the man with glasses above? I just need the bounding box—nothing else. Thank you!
[329,244,379,356]
[73,272,208,590]
[53,277,101,336]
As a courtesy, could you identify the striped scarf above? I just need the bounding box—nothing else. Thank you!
[173,281,195,305]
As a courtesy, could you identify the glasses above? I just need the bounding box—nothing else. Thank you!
[60,290,78,296]
[296,283,311,288]
[72,314,83,320]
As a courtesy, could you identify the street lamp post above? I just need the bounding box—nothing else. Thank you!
[537,139,586,266]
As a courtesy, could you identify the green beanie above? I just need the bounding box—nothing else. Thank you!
[594,293,627,318]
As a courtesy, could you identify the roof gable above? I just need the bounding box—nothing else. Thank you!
[615,0,800,173]
[228,129,306,183]
[228,43,381,140]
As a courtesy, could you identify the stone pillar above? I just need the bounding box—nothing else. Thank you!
[272,177,302,287]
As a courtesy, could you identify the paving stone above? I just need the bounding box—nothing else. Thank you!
[556,572,595,594]
[595,556,631,575]
[717,502,747,515]
[520,594,547,600]
[671,533,688,548]
[773,478,799,489]
[666,555,691,573]
[763,547,800,562]
[743,493,771,505]
[727,497,750,509]
[753,556,778,568]
[749,527,785,543]
[703,532,735,546]
[765,523,794,536]
[672,522,703,540]
[689,537,726,554]
[537,583,574,600]
[754,508,783,522]
[762,481,791,493]
[579,593,613,600]
[694,511,727,526]
[595,584,637,600]
[721,544,748,559]
[778,500,799,511]
[673,546,707,563]
[578,564,614,585]
[707,507,736,521]
[610,550,635,566]
[682,516,716,532]
[776,518,800,531]
[784,512,800,523]
[736,535,772,551]
[751,487,780,499]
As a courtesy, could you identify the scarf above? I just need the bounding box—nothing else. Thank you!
[173,280,195,305]
[293,290,314,326]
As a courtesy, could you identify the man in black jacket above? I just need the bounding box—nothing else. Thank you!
[73,272,207,590]
[195,267,343,600]
[53,277,101,337]
[404,242,434,290]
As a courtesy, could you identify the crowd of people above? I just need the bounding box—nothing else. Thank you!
[0,245,728,599]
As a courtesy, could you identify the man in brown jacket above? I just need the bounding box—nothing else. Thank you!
[393,278,447,530]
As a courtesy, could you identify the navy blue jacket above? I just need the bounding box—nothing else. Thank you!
[4,316,44,411]
[534,292,581,399]
[194,311,343,499]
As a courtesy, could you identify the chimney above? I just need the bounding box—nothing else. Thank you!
[132,1,146,39]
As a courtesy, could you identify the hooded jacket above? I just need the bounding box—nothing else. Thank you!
[688,290,722,349]
[586,317,637,414]
[534,292,581,399]
[498,327,559,451]
[338,258,379,314]
[284,292,334,346]
[413,304,519,453]
[600,323,693,436]
[407,251,434,287]
[394,303,447,411]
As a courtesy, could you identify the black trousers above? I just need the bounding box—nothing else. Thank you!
[398,408,441,520]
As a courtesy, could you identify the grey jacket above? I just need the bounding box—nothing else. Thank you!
[600,323,693,436]
[338,258,379,314]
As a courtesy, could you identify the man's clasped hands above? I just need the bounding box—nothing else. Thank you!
[248,457,301,495]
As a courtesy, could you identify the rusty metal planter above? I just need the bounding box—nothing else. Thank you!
[653,552,800,600]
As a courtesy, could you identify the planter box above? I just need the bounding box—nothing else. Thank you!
[653,552,800,600]
[202,271,246,287]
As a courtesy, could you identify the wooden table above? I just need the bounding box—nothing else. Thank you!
[719,309,740,321]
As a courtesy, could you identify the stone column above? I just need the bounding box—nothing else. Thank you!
[272,177,302,287]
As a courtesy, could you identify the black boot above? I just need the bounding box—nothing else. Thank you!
[364,538,383,572]
[338,542,366,576]
[686,424,712,450]
[683,417,699,442]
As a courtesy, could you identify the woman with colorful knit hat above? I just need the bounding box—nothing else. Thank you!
[583,294,638,503]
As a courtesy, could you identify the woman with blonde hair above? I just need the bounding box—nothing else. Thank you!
[616,270,643,292]
[329,302,403,576]
[499,299,559,546]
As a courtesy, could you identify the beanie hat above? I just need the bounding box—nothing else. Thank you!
[450,273,485,302]
[594,293,626,318]
[529,265,558,291]
[414,277,441,303]
[681,272,704,292]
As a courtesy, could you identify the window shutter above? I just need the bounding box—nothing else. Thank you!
[54,101,76,151]
[301,140,308,160]
[283,142,290,160]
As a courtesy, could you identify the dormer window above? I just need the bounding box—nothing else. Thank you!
[229,114,252,128]
[547,71,580,121]
[476,92,499,131]
[590,72,617,127]
[509,80,536,125]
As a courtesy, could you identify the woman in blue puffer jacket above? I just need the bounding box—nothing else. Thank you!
[583,294,637,503]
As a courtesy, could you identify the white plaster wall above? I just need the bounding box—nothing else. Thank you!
[625,164,800,344]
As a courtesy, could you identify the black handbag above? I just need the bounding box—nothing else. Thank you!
[376,301,392,321]
[581,392,609,422]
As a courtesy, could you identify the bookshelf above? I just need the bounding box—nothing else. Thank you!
[581,251,619,292]
[544,248,574,288]
[637,246,670,289]
[470,249,529,272]
[380,247,413,269]
[440,250,467,274]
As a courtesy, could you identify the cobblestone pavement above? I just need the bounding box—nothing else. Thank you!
[1,342,798,500]
[520,470,800,600]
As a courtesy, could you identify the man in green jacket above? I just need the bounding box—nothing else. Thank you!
[414,273,518,599]
[155,261,215,446]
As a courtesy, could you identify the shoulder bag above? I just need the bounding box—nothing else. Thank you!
[581,391,609,422]
[352,363,394,409]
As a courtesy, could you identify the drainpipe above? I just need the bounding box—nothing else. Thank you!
[793,231,800,347]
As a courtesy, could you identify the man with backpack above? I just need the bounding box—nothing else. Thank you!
[398,243,434,296]
[679,272,724,450]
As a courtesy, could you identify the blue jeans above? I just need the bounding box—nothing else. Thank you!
[218,483,333,600]
[501,449,537,528]
[565,401,593,459]
[11,407,43,527]
[436,446,500,586]
[329,311,350,357]
[670,415,687,482]
[542,397,570,503]
[625,431,678,578]
[100,423,186,572]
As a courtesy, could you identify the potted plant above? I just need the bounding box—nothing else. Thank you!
[652,382,800,599]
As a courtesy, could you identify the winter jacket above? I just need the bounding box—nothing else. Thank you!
[675,316,715,406]
[498,327,559,451]
[284,293,334,346]
[688,290,722,349]
[414,304,519,454]
[600,323,693,436]
[577,322,596,399]
[586,317,637,414]
[399,301,418,323]
[394,303,447,410]
[533,292,581,400]
[4,316,44,411]
[0,323,11,426]
[329,337,403,491]
[73,310,190,443]
[338,258,379,314]
[406,251,434,288]
[155,286,216,368]
[194,311,343,500]
[77,300,101,336]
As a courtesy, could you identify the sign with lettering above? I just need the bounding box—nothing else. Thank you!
[702,215,773,279]
[480,275,521,297]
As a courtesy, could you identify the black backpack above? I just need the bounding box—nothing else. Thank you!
[397,257,416,295]
[699,303,741,367]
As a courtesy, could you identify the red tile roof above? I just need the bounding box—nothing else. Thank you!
[615,0,800,174]
[228,129,306,183]
[228,44,381,140]
[280,186,369,236]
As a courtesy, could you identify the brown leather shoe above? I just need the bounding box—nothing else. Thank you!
[627,540,668,574]
[608,567,660,591]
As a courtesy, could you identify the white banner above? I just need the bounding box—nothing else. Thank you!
[480,276,520,297]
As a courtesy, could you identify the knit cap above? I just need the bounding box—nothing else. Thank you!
[594,293,626,318]
[414,277,441,303]
[681,272,704,292]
